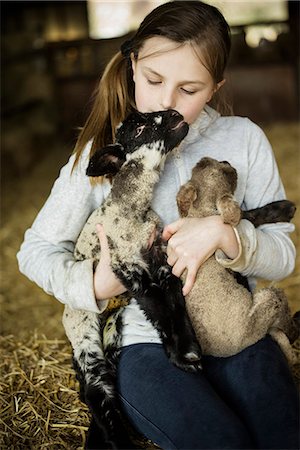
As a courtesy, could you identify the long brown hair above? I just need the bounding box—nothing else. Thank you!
[73,1,231,175]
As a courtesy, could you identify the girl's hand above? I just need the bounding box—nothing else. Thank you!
[93,224,127,300]
[162,217,238,296]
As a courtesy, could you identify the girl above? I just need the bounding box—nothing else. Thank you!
[17,1,299,449]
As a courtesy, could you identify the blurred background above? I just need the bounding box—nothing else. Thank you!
[1,0,299,339]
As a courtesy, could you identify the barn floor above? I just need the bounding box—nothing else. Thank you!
[0,122,299,448]
[1,142,68,340]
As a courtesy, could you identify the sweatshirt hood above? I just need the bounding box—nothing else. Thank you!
[183,105,220,144]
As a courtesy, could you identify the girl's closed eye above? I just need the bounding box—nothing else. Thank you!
[147,79,197,95]
[147,79,162,85]
[181,88,197,95]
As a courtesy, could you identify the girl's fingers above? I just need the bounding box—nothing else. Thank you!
[96,223,105,244]
[182,270,197,296]
[96,224,110,260]
[167,251,178,266]
[162,219,183,241]
[171,258,197,295]
[147,227,157,249]
[96,223,104,236]
[171,259,187,278]
[170,250,200,295]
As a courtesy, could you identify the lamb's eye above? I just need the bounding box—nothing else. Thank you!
[135,125,145,138]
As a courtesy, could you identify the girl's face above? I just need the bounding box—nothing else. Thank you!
[131,37,224,125]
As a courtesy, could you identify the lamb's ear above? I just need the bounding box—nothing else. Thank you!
[86,144,125,176]
[176,182,198,217]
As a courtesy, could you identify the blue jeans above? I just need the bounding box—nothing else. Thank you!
[117,337,299,449]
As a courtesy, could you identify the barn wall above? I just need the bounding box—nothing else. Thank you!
[1,1,299,179]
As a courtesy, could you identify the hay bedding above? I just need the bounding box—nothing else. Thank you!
[0,124,299,448]
[0,333,89,449]
[0,333,158,449]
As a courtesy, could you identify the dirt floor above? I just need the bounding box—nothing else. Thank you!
[0,122,299,448]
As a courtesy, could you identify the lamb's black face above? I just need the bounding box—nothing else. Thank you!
[86,110,189,177]
[115,110,189,154]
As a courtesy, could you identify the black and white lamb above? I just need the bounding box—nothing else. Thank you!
[62,109,202,449]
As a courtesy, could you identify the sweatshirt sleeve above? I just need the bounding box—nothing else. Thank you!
[216,119,296,281]
[17,144,108,313]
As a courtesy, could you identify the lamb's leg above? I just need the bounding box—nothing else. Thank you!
[74,352,131,450]
[151,237,203,369]
[135,281,202,372]
[268,328,297,365]
[248,288,297,362]
[114,247,202,372]
[242,200,296,227]
[62,307,135,449]
[151,243,202,371]
[86,417,108,449]
[161,271,203,371]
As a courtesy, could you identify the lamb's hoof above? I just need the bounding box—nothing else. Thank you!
[181,339,203,369]
[165,344,202,372]
[184,350,203,372]
[169,351,202,373]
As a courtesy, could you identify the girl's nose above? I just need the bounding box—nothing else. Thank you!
[160,88,176,110]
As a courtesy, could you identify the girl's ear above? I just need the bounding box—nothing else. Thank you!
[216,79,226,91]
[86,144,125,177]
[131,54,137,83]
[207,79,226,103]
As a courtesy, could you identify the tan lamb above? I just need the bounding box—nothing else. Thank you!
[177,157,298,363]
